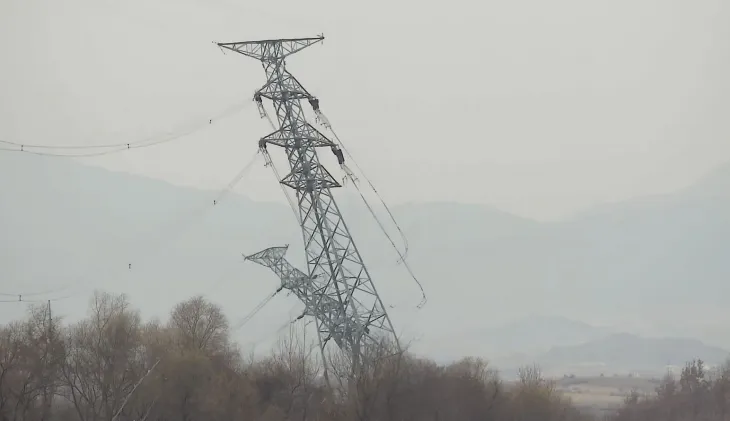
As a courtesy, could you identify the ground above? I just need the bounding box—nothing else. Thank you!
[554,375,659,417]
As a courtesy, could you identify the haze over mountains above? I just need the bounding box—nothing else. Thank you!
[1,152,729,372]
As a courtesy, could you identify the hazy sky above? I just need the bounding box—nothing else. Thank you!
[1,0,729,220]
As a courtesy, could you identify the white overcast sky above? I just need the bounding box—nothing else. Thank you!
[1,0,728,220]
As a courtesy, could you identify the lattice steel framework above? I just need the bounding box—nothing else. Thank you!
[244,246,360,358]
[219,36,398,376]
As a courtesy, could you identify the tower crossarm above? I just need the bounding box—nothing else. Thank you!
[260,122,335,149]
[244,245,363,353]
[244,246,308,292]
[256,70,311,102]
[217,36,324,62]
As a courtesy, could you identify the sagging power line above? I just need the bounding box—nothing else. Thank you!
[3,150,261,305]
[0,100,251,157]
[0,295,71,304]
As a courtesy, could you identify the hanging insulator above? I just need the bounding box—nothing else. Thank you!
[254,92,267,118]
[308,96,320,111]
[331,145,345,165]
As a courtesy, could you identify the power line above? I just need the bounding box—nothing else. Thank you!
[0,286,70,298]
[328,125,411,261]
[0,100,251,157]
[324,124,427,309]
[261,109,302,225]
[124,150,261,270]
[111,358,162,421]
[3,151,261,304]
[258,96,425,309]
[232,287,282,331]
[239,302,306,354]
[0,295,71,303]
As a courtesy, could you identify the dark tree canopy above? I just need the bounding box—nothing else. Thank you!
[1,290,721,421]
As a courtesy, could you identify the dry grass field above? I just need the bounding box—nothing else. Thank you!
[555,375,659,416]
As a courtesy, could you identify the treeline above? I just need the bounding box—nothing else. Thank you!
[0,291,592,421]
[0,291,724,421]
[614,358,730,421]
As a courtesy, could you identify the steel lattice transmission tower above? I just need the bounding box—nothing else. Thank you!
[217,36,399,377]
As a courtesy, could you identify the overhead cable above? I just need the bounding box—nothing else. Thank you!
[328,126,410,263]
[111,358,162,421]
[0,295,72,304]
[262,109,302,225]
[258,99,426,309]
[0,286,70,298]
[232,288,282,330]
[0,100,251,157]
[9,151,261,302]
[324,124,426,309]
[126,149,261,268]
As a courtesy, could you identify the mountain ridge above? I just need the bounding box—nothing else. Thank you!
[2,152,730,362]
[535,332,730,373]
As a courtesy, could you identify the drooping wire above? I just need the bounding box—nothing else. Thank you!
[232,288,282,331]
[0,100,250,157]
[262,151,302,225]
[0,295,72,304]
[1,103,260,308]
[263,112,277,133]
[21,150,262,302]
[115,150,262,305]
[357,187,427,309]
[327,126,410,263]
[261,108,302,225]
[240,302,307,355]
[139,396,158,421]
[259,99,426,309]
[127,150,261,268]
[195,150,269,299]
[212,150,262,205]
[0,286,70,298]
[322,124,426,308]
[111,358,162,421]
[0,100,248,149]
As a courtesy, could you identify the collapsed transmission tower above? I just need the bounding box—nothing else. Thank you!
[217,36,399,378]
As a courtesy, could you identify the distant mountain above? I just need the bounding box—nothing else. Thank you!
[478,315,613,356]
[416,314,730,376]
[423,315,612,365]
[540,163,730,325]
[684,161,730,198]
[2,152,730,359]
[535,333,730,372]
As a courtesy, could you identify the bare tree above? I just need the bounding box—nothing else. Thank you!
[0,322,26,421]
[169,295,229,356]
[58,291,144,421]
[249,323,324,421]
[679,359,710,420]
[334,338,407,421]
[443,357,503,421]
[0,291,627,421]
[713,360,730,421]
[0,304,64,421]
[508,364,578,421]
